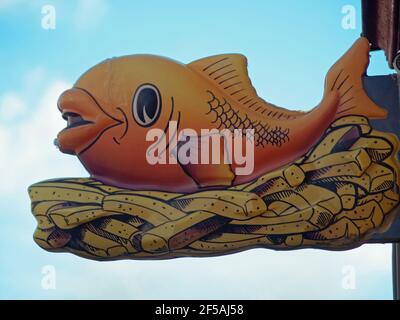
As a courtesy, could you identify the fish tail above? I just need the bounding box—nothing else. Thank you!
[324,37,387,120]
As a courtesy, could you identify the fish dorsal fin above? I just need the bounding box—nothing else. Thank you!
[188,54,259,101]
[187,54,299,119]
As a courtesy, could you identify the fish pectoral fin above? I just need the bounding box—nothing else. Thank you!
[175,134,235,188]
[181,162,235,188]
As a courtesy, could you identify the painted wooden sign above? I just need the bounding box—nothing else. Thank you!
[29,37,400,260]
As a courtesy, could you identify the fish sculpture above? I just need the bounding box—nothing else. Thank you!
[55,37,387,193]
[28,37,400,260]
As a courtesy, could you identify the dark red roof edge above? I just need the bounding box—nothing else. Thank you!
[362,0,400,68]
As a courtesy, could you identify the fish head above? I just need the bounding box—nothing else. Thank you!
[56,55,210,187]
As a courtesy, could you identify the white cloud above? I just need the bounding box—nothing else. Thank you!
[0,67,46,122]
[23,67,46,92]
[0,92,27,121]
[12,243,390,299]
[0,80,87,197]
[74,0,107,30]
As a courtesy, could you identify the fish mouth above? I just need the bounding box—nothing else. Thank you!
[62,112,94,129]
[56,87,123,155]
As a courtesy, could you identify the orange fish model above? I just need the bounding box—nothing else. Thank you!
[56,37,387,193]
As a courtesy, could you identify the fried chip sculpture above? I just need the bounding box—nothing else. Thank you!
[29,37,400,260]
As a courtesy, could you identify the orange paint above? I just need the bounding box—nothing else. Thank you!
[56,37,387,192]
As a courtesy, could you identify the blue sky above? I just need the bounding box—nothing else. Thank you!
[0,0,395,299]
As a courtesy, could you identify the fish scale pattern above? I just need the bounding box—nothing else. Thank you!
[206,90,290,147]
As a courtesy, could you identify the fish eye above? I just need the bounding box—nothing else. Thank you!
[132,84,162,127]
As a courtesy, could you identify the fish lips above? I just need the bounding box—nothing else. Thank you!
[56,87,123,155]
